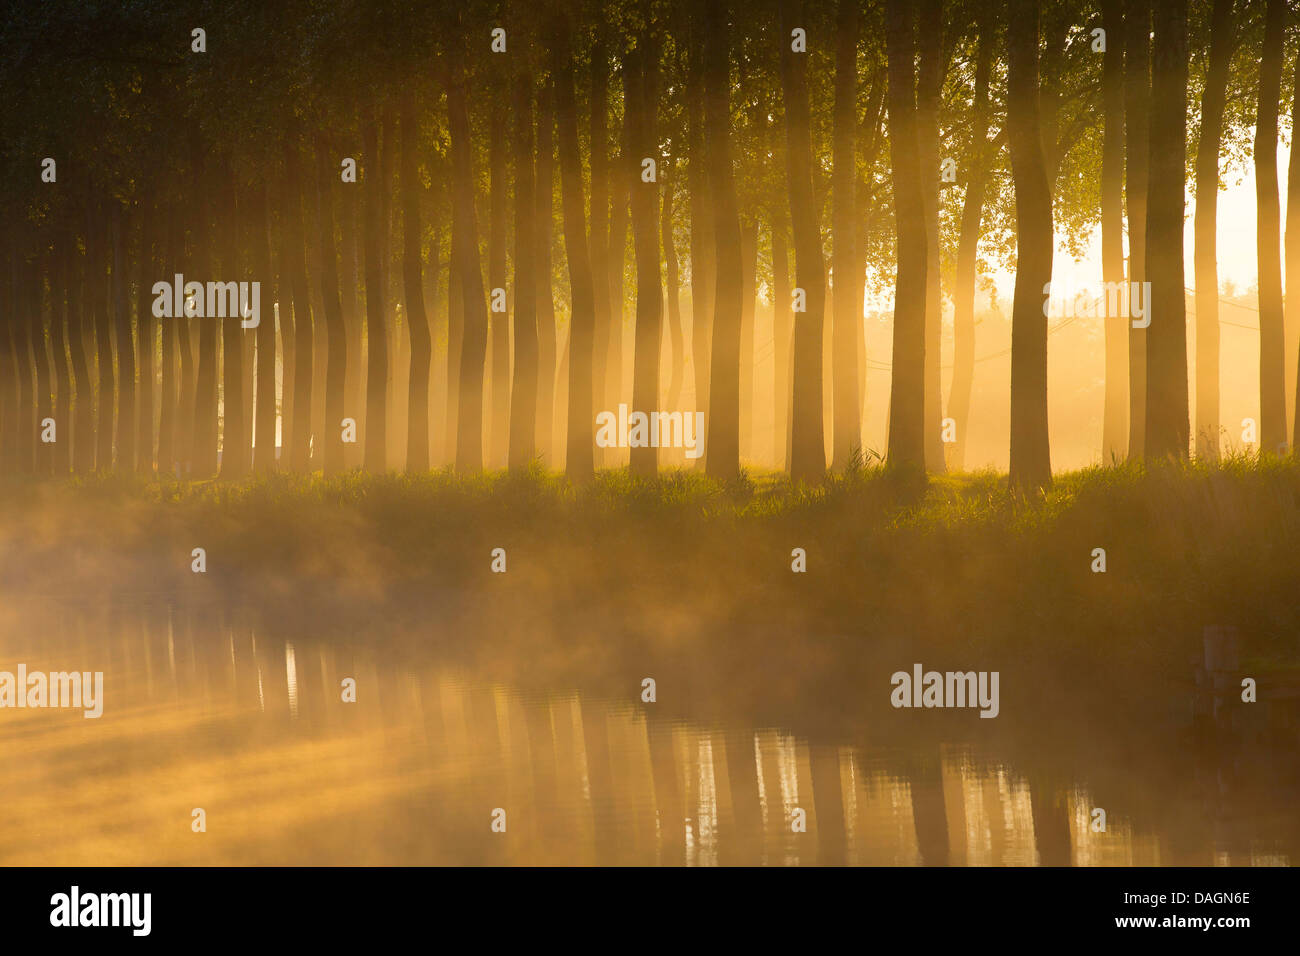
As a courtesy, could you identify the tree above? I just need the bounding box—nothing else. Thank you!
[949,11,998,473]
[552,9,598,483]
[534,79,558,461]
[780,0,826,484]
[508,63,539,470]
[1144,0,1189,461]
[250,186,278,473]
[361,105,389,471]
[448,56,489,473]
[315,132,349,476]
[704,0,744,481]
[687,11,716,440]
[830,0,861,471]
[10,242,36,474]
[884,0,926,471]
[65,223,95,472]
[284,125,316,472]
[1194,0,1235,459]
[590,34,613,455]
[1288,54,1300,448]
[112,204,137,472]
[1256,0,1288,454]
[134,200,155,475]
[661,155,685,412]
[50,245,73,475]
[400,89,432,472]
[488,78,511,468]
[1006,0,1053,492]
[217,176,248,479]
[629,33,664,477]
[1285,16,1300,449]
[1101,0,1128,462]
[917,0,946,473]
[1125,0,1150,460]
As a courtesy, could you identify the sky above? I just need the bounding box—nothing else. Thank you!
[993,142,1290,302]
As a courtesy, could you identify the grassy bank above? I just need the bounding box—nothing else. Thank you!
[2,455,1298,688]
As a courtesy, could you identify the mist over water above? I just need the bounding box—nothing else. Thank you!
[2,598,1292,866]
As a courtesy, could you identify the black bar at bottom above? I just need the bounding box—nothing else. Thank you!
[1,865,1291,942]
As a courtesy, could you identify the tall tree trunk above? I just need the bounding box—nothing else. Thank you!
[135,200,156,474]
[1256,0,1288,454]
[240,207,255,466]
[772,219,793,469]
[380,105,398,467]
[856,75,885,440]
[739,220,757,461]
[662,157,685,412]
[1196,1,1233,459]
[111,204,136,472]
[250,186,278,473]
[1143,0,1189,461]
[9,245,35,473]
[917,0,946,473]
[50,244,73,475]
[552,10,598,482]
[1101,0,1128,462]
[830,0,860,470]
[315,133,349,475]
[448,70,490,472]
[175,290,195,474]
[704,0,744,480]
[535,79,558,462]
[361,107,389,471]
[0,237,14,475]
[307,201,329,471]
[687,17,716,444]
[284,131,316,471]
[608,56,633,440]
[400,90,432,472]
[278,207,297,467]
[67,227,95,472]
[555,322,570,465]
[589,37,613,460]
[1125,0,1151,460]
[1291,79,1300,449]
[885,0,927,470]
[158,220,178,474]
[1006,0,1054,492]
[337,202,362,464]
[780,0,827,483]
[950,18,994,473]
[629,37,663,478]
[607,129,630,434]
[32,258,52,476]
[341,173,364,466]
[191,165,219,477]
[489,86,510,468]
[1286,19,1300,449]
[444,239,464,464]
[89,208,114,471]
[426,218,445,466]
[218,179,248,479]
[509,68,539,469]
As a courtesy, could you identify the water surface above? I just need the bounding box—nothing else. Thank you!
[0,600,1293,866]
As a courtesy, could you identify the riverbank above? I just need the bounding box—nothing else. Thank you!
[2,456,1298,695]
[1,457,1297,862]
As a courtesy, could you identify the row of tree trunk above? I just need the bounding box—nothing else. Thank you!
[2,0,1294,489]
